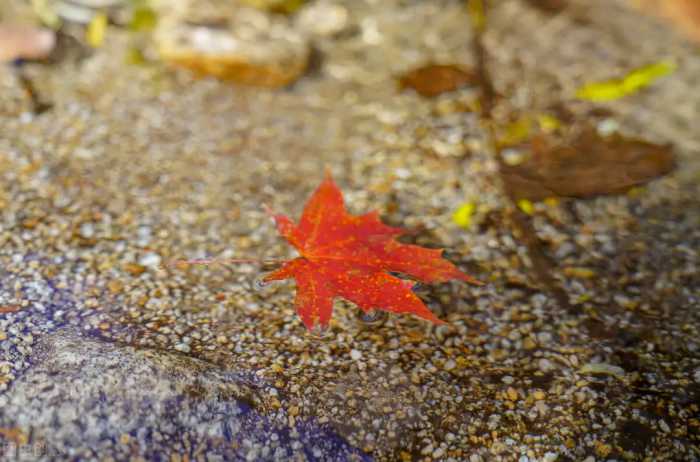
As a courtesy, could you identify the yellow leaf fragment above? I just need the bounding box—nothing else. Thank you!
[576,60,676,102]
[468,98,481,114]
[543,197,560,207]
[536,113,561,133]
[129,6,157,32]
[623,61,676,92]
[576,81,626,102]
[125,47,147,66]
[239,0,306,14]
[452,202,476,229]
[626,186,645,198]
[499,117,532,147]
[517,199,534,215]
[563,267,596,279]
[468,0,486,32]
[86,12,108,48]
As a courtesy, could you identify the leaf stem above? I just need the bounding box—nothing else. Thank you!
[164,257,285,268]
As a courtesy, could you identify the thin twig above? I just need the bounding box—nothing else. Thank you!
[470,0,572,312]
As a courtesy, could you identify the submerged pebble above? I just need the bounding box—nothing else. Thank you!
[154,0,310,87]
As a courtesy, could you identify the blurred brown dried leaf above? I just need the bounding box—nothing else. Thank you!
[522,0,569,14]
[399,64,478,98]
[501,128,675,200]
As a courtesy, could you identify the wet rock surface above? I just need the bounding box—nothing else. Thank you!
[1,0,699,460]
[154,0,310,87]
[0,327,368,461]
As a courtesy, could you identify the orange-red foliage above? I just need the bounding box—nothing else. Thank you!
[265,172,482,330]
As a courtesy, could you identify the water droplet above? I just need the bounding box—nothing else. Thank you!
[252,277,268,292]
[359,309,387,325]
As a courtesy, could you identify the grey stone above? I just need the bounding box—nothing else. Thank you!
[0,328,368,461]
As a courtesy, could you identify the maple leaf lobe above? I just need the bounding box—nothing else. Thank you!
[265,173,482,330]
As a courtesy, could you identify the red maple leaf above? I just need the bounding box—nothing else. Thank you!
[264,172,483,330]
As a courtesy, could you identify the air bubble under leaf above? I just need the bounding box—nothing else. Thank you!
[252,277,269,292]
[359,309,387,325]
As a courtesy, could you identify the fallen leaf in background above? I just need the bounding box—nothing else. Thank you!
[522,0,569,14]
[452,202,476,229]
[0,305,22,314]
[0,427,29,445]
[563,267,596,279]
[536,114,562,133]
[632,0,700,43]
[0,23,55,62]
[501,128,675,201]
[497,113,563,152]
[498,116,534,147]
[264,172,482,330]
[128,5,157,32]
[86,12,108,48]
[516,199,534,215]
[399,64,478,98]
[576,61,676,102]
[468,0,486,31]
[239,0,307,14]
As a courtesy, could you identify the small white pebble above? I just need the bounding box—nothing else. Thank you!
[139,252,162,267]
[443,359,456,371]
[350,349,362,361]
[174,343,190,353]
[296,2,348,37]
[597,118,619,136]
[539,358,555,372]
[502,148,525,166]
[394,168,411,179]
[519,456,529,462]
[79,223,95,238]
[659,419,671,433]
[245,448,259,462]
[543,452,558,462]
